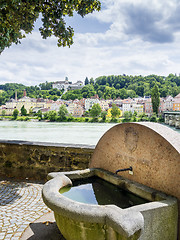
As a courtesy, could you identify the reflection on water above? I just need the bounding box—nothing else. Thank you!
[60,177,149,208]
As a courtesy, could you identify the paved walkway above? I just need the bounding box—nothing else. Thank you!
[0,180,52,240]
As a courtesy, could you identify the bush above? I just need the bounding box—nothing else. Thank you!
[57,116,67,122]
[67,116,74,122]
[12,109,19,120]
[90,118,99,122]
[25,117,30,121]
[132,116,137,122]
[75,117,85,122]
[150,113,157,122]
[18,117,24,121]
[158,115,164,122]
[110,118,118,123]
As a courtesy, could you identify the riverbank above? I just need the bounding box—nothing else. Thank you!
[0,113,164,124]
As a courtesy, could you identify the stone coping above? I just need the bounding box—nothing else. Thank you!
[0,139,95,149]
[42,168,177,238]
[135,122,180,153]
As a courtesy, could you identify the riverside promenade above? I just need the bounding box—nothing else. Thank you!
[0,179,57,240]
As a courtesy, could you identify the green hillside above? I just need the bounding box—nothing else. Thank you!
[0,74,180,105]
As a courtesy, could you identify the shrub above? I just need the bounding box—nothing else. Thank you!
[150,113,157,122]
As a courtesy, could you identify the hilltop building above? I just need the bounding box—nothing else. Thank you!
[52,78,83,93]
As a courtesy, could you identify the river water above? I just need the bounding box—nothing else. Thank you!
[0,121,117,146]
[0,121,179,146]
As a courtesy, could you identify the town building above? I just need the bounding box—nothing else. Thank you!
[73,104,84,117]
[122,98,134,113]
[144,98,165,115]
[69,81,84,90]
[99,100,109,111]
[50,101,64,111]
[85,98,100,111]
[67,103,84,117]
[52,79,70,91]
[133,104,144,115]
[164,96,174,111]
[173,93,180,111]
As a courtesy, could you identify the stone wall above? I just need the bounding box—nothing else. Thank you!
[0,140,94,181]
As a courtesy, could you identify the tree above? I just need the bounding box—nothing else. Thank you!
[101,111,107,122]
[123,111,132,122]
[90,103,101,120]
[12,109,19,119]
[29,108,33,116]
[48,111,57,121]
[111,103,120,119]
[2,110,6,116]
[43,112,49,120]
[21,105,27,116]
[90,78,94,85]
[139,113,148,121]
[37,110,42,119]
[150,113,157,122]
[151,83,160,114]
[58,104,68,121]
[0,0,101,53]
[81,84,96,98]
[39,81,52,90]
[85,77,89,85]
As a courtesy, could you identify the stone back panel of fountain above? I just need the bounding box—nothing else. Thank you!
[89,122,180,238]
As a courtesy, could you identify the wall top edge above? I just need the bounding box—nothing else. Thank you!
[0,139,95,149]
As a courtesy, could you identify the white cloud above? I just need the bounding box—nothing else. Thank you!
[1,0,180,87]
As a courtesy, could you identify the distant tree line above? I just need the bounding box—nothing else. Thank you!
[0,74,180,105]
[61,74,180,100]
[0,81,63,105]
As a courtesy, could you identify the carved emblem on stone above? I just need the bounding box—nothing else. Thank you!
[124,127,139,153]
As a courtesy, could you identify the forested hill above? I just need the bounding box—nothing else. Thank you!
[61,74,180,100]
[0,74,180,104]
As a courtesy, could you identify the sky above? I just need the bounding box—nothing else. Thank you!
[1,0,180,86]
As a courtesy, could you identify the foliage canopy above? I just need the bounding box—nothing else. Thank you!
[12,109,19,119]
[90,103,101,119]
[0,0,101,53]
[111,103,121,119]
[21,105,27,116]
[58,104,68,121]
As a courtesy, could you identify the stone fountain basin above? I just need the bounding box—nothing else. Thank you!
[42,168,178,240]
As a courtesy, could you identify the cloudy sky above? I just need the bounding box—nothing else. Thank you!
[1,0,180,86]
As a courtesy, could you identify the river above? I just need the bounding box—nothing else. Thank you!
[0,121,117,146]
[0,121,179,146]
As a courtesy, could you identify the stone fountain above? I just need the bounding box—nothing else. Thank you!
[42,122,180,240]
